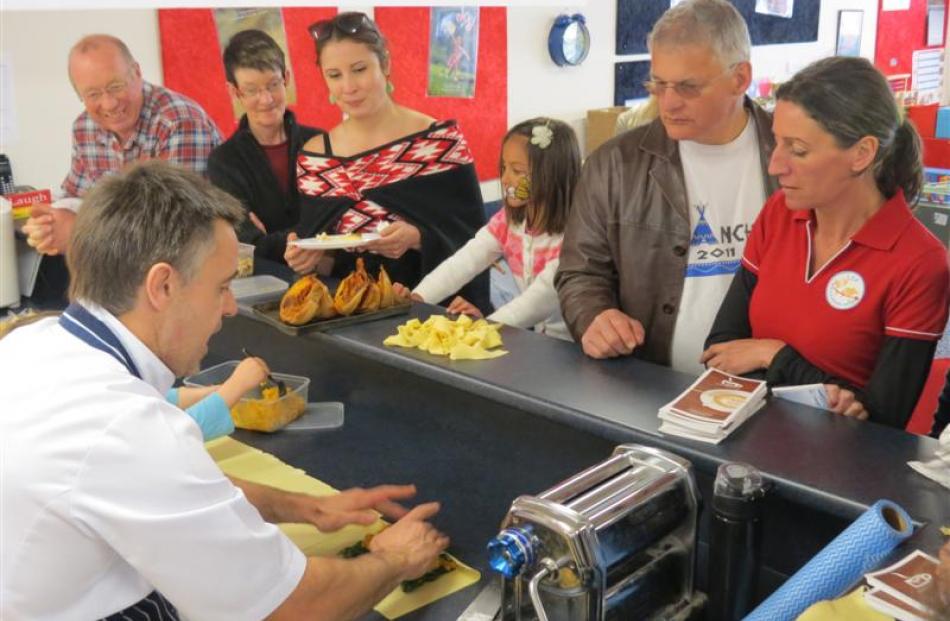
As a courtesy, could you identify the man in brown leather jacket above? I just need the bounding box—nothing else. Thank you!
[556,0,778,371]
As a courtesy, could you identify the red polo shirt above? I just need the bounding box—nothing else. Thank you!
[743,190,949,389]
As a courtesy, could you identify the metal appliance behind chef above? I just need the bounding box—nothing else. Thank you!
[486,444,702,620]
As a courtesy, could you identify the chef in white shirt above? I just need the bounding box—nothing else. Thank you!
[0,160,448,621]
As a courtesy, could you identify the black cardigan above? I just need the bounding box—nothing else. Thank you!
[208,110,322,261]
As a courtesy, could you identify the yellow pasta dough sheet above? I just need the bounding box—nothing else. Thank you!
[206,437,481,619]
[384,314,508,360]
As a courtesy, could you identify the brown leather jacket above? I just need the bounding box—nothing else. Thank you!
[555,99,778,366]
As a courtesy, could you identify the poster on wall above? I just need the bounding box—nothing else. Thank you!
[755,0,794,19]
[835,10,863,57]
[928,5,946,47]
[427,7,478,98]
[214,8,297,119]
[912,48,943,104]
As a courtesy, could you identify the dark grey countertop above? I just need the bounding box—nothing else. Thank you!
[209,304,950,620]
[320,304,949,527]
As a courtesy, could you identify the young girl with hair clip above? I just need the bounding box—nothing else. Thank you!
[394,117,581,340]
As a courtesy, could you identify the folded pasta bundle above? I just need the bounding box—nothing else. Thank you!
[334,259,406,316]
[384,314,508,360]
[333,259,370,316]
[279,260,407,325]
[279,275,335,325]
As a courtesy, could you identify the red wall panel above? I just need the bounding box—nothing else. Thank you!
[874,0,946,81]
[374,7,506,181]
[158,7,506,181]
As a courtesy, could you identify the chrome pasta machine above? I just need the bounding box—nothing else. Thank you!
[485,445,703,621]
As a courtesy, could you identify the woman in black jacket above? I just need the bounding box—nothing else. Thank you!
[208,29,322,262]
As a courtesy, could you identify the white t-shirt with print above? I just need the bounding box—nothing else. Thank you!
[670,116,766,375]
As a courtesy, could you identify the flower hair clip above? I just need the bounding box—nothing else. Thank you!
[530,123,554,149]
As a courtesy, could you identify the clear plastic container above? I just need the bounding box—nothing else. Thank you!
[284,401,345,431]
[236,242,255,278]
[231,274,288,306]
[184,361,308,432]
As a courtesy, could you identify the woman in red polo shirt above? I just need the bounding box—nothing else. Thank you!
[702,56,949,429]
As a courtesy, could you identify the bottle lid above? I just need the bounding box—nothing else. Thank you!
[714,462,765,500]
[712,462,769,520]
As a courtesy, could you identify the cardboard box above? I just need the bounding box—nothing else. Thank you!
[586,106,629,155]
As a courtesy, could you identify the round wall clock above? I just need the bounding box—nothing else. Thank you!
[548,14,590,67]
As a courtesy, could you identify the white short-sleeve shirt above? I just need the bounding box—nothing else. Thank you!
[0,305,306,621]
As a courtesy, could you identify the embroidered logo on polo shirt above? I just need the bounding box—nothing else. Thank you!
[826,271,865,310]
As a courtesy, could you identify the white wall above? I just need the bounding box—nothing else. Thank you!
[0,2,879,196]
[0,11,162,192]
[507,1,880,145]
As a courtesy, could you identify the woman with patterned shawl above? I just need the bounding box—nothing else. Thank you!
[287,12,490,312]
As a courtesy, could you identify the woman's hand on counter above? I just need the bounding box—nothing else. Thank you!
[824,385,869,421]
[363,221,421,259]
[284,232,324,274]
[700,338,785,375]
[288,484,420,532]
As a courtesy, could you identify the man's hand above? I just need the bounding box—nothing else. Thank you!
[284,232,324,274]
[363,221,421,259]
[22,203,75,256]
[369,502,449,581]
[446,296,482,318]
[580,309,645,358]
[824,385,869,421]
[700,339,785,375]
[287,484,420,533]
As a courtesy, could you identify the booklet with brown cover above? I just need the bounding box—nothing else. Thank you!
[658,368,767,444]
[864,550,939,618]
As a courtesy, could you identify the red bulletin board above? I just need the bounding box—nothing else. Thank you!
[158,7,506,181]
[874,0,947,78]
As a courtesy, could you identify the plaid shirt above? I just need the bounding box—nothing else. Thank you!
[62,82,222,197]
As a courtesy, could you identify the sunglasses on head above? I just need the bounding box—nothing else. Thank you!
[309,12,378,42]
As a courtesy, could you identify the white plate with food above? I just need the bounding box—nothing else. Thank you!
[289,232,381,250]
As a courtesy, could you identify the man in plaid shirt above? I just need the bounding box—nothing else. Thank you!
[24,34,222,256]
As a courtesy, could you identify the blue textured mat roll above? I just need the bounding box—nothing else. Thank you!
[743,499,913,621]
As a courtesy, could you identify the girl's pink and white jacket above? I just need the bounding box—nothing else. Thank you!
[413,209,570,340]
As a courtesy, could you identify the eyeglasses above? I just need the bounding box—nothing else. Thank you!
[80,79,131,104]
[643,64,737,100]
[308,12,379,43]
[236,77,285,101]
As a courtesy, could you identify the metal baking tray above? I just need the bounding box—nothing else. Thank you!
[250,299,411,336]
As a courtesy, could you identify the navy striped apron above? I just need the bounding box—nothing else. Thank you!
[60,304,181,621]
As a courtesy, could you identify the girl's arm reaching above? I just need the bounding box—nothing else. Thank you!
[413,225,502,306]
